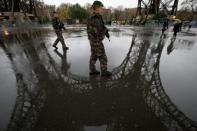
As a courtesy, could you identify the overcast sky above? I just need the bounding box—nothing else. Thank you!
[43,0,184,9]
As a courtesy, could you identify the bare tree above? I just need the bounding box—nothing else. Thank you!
[181,0,197,19]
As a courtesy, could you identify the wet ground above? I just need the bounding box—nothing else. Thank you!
[0,26,197,131]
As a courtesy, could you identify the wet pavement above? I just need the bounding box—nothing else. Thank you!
[0,26,197,131]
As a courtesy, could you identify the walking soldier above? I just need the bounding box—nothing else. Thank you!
[52,11,69,50]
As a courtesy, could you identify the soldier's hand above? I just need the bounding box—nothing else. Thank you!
[105,30,110,39]
[105,30,110,42]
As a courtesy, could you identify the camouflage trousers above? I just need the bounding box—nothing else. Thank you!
[53,30,66,47]
[89,41,108,72]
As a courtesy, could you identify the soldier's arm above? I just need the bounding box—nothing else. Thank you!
[100,17,110,39]
[52,18,59,29]
[95,18,107,33]
[104,23,110,39]
[87,18,100,38]
[95,18,108,40]
[61,22,67,31]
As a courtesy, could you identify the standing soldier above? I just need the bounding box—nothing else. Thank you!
[52,11,69,50]
[87,1,112,77]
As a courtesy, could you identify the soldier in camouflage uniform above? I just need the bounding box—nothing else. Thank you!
[52,11,69,50]
[87,1,112,77]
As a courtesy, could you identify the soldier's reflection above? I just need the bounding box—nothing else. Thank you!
[54,48,70,75]
[167,38,176,55]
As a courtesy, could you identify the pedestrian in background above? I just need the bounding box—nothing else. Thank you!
[173,21,180,39]
[161,15,169,36]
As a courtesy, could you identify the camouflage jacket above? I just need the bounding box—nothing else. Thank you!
[52,17,65,30]
[87,13,108,42]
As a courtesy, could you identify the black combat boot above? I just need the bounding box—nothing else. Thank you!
[63,46,69,50]
[90,70,100,75]
[101,71,112,77]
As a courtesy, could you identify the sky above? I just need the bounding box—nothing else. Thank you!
[43,0,184,9]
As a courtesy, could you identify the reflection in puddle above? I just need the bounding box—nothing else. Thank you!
[0,27,197,131]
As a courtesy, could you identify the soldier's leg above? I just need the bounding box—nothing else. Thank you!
[53,31,60,47]
[98,45,108,72]
[90,53,98,72]
[90,44,98,70]
[99,54,108,72]
[89,44,100,75]
[98,43,112,77]
[57,30,68,48]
